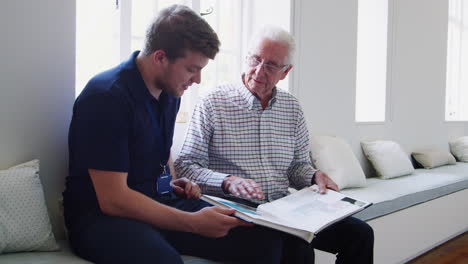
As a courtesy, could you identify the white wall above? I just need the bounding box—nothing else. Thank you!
[0,0,75,239]
[293,0,467,175]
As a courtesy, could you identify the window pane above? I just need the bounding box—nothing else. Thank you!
[131,0,156,52]
[355,0,388,122]
[198,0,243,85]
[249,0,290,35]
[76,0,120,97]
[446,0,468,121]
[76,0,292,106]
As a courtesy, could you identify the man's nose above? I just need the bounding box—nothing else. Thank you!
[254,62,266,76]
[192,71,201,84]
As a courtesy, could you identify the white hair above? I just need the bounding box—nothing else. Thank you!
[247,25,295,65]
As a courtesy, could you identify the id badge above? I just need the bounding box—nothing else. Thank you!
[157,173,173,195]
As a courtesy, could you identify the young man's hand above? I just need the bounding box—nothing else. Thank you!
[189,207,253,237]
[171,177,201,200]
[222,176,264,200]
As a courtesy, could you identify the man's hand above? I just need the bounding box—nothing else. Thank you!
[222,176,264,200]
[171,177,201,200]
[314,171,339,194]
[190,207,253,237]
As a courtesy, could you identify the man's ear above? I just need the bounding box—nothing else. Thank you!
[280,65,293,80]
[152,50,166,65]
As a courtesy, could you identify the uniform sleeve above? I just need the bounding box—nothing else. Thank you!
[287,106,317,189]
[174,98,229,196]
[70,92,130,172]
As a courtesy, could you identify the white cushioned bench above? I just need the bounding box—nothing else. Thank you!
[1,163,466,264]
[316,162,468,264]
[342,162,468,221]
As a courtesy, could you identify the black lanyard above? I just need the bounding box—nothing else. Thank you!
[145,101,169,166]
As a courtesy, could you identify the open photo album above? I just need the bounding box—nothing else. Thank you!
[201,185,372,243]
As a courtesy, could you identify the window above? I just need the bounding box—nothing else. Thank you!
[446,0,468,121]
[355,0,389,122]
[76,0,290,120]
[75,0,121,97]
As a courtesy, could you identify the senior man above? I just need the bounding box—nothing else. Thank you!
[175,25,374,264]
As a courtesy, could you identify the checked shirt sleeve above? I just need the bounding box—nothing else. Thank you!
[174,99,229,196]
[287,106,318,189]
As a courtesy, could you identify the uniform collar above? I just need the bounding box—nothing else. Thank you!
[122,51,169,104]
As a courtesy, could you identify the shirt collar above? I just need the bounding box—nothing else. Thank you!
[238,74,278,110]
[122,51,168,104]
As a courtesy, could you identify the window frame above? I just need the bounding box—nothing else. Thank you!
[76,0,293,120]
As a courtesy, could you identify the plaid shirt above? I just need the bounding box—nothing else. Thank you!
[175,81,317,204]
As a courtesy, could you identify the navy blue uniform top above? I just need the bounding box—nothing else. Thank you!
[63,51,180,230]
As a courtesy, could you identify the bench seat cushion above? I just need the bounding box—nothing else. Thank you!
[341,162,468,220]
[0,240,226,264]
[0,240,90,264]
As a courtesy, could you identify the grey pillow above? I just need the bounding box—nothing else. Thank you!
[412,148,456,169]
[449,136,468,162]
[361,140,414,179]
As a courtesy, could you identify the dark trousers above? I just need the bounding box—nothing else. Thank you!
[310,216,374,264]
[286,216,374,264]
[67,197,283,264]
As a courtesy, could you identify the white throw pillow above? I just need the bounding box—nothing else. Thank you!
[310,135,366,189]
[361,140,414,179]
[412,148,456,169]
[449,136,468,162]
[0,160,59,254]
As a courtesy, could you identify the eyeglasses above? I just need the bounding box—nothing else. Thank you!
[245,55,289,75]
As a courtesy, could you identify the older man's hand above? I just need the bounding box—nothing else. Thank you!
[222,176,264,200]
[313,171,339,194]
